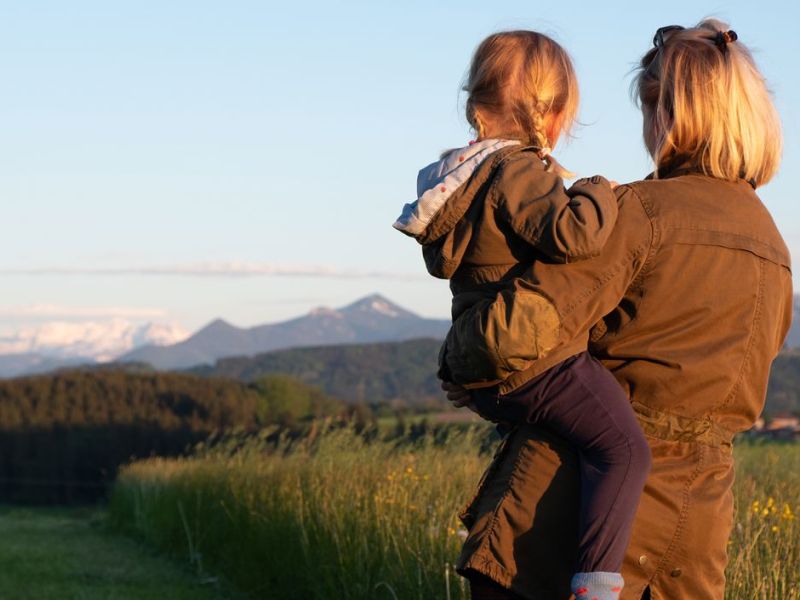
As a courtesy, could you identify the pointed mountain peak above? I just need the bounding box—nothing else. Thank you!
[196,318,240,335]
[340,294,416,318]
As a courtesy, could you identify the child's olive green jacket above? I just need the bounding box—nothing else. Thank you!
[394,139,618,387]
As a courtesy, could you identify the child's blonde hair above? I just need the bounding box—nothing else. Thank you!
[464,30,579,176]
[635,18,782,187]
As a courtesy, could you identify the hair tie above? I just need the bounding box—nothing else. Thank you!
[714,30,738,49]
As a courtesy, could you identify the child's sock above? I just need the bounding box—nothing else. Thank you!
[570,572,624,600]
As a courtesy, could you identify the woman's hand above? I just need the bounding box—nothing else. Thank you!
[441,381,475,410]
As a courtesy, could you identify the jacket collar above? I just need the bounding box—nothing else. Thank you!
[648,155,757,189]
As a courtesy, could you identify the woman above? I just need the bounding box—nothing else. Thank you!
[444,19,792,600]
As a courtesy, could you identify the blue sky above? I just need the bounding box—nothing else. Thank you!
[0,0,798,334]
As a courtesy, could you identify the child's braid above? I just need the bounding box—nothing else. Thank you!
[526,98,574,178]
[467,102,487,140]
[529,99,552,159]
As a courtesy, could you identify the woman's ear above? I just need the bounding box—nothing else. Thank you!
[644,103,675,161]
[641,103,659,158]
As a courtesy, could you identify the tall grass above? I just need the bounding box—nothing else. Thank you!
[109,426,799,599]
[726,443,800,600]
[110,425,490,599]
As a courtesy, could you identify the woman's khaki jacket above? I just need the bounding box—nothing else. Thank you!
[451,168,793,599]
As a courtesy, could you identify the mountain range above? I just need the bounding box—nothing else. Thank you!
[1,292,798,379]
[0,294,449,377]
[141,292,800,371]
[117,294,450,370]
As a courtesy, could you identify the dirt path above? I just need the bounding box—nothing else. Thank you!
[0,506,239,600]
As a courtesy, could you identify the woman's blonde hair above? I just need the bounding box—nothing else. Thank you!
[634,18,782,187]
[464,30,579,176]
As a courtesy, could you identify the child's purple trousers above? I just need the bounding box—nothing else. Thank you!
[471,351,652,573]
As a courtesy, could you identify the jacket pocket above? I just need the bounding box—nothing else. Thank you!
[443,290,562,386]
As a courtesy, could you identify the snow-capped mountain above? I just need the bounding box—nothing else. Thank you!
[0,319,189,377]
[0,319,189,361]
[118,294,450,370]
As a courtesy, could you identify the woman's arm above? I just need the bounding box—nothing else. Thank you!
[442,184,654,386]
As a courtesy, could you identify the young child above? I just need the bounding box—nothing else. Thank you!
[393,31,651,600]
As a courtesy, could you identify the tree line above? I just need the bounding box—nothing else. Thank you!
[196,338,800,418]
[3,343,798,505]
[0,369,356,504]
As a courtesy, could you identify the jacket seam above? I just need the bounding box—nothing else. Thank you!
[606,186,658,340]
[628,185,659,290]
[651,444,706,582]
[663,224,787,250]
[668,240,788,268]
[710,257,766,417]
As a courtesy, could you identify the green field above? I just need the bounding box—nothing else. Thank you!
[109,426,800,600]
[0,506,241,600]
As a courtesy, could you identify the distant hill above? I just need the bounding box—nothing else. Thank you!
[191,337,445,407]
[0,353,94,379]
[193,338,800,416]
[119,294,450,371]
[785,296,800,349]
[764,350,800,416]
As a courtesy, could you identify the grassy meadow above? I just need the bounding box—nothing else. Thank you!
[0,506,240,600]
[109,425,800,600]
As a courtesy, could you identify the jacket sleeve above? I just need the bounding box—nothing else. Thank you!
[442,184,653,385]
[494,155,619,263]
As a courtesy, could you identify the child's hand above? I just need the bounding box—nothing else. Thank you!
[574,175,619,189]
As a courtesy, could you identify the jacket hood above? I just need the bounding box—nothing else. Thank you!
[393,139,520,238]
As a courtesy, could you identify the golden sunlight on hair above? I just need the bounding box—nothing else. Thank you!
[635,18,782,187]
[464,30,579,177]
